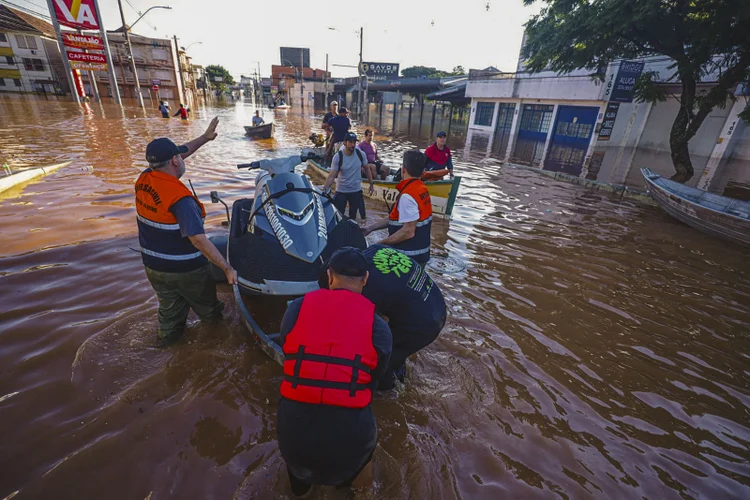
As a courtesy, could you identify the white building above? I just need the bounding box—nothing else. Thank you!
[0,5,68,94]
[465,50,750,198]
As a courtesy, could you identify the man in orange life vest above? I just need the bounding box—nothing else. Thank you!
[135,117,238,345]
[363,149,433,265]
[277,248,392,496]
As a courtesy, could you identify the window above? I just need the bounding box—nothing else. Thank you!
[474,102,495,126]
[0,78,5,86]
[5,56,13,64]
[22,58,44,71]
[520,104,554,133]
[15,35,37,49]
[0,33,7,43]
[14,78,22,87]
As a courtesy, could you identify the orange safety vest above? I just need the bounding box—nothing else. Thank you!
[388,178,432,263]
[281,289,378,409]
[135,168,207,272]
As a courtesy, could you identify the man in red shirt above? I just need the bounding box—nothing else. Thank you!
[423,131,454,180]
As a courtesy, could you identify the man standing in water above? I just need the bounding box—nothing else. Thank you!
[135,118,237,345]
[319,244,446,389]
[173,103,190,120]
[364,150,432,265]
[277,247,391,497]
[323,132,373,219]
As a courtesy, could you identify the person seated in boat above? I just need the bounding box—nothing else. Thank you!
[323,132,373,220]
[423,131,454,180]
[358,129,388,180]
[364,150,432,266]
[319,244,446,390]
[277,247,392,497]
[252,110,264,126]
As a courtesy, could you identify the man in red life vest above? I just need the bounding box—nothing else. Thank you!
[363,149,433,265]
[277,247,392,497]
[136,118,237,346]
[423,130,455,180]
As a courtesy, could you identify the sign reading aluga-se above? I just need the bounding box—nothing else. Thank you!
[67,51,107,71]
[609,60,645,103]
[62,32,103,50]
[359,62,399,81]
[54,0,100,30]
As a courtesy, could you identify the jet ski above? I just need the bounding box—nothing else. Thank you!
[209,155,366,364]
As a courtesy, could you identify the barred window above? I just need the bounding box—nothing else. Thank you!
[474,102,495,126]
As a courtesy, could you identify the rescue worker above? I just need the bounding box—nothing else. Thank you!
[277,247,392,497]
[423,131,455,179]
[135,117,238,345]
[173,103,190,120]
[363,149,432,265]
[319,244,446,390]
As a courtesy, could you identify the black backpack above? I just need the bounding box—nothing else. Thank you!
[336,148,365,170]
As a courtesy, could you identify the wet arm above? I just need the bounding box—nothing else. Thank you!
[188,234,237,284]
[378,221,416,245]
[370,316,392,386]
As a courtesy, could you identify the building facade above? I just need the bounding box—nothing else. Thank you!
[271,65,329,105]
[0,5,68,94]
[465,55,750,198]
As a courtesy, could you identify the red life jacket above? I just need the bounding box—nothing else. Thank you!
[281,289,378,408]
[179,107,188,119]
[388,178,432,263]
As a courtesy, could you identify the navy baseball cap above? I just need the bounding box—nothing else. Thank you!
[327,247,368,277]
[146,138,188,163]
[436,131,447,138]
[344,132,358,142]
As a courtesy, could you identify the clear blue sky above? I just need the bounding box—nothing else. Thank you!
[13,0,540,79]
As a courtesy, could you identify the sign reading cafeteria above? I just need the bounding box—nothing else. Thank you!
[53,0,100,30]
[67,51,108,71]
[62,32,103,50]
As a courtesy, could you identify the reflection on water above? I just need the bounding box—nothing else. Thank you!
[1,95,749,499]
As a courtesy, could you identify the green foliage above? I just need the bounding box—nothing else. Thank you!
[205,65,235,90]
[451,65,466,76]
[521,0,750,181]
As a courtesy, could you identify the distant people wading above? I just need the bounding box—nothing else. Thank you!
[173,104,190,120]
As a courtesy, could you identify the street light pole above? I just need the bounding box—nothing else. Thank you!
[358,26,364,119]
[116,0,144,107]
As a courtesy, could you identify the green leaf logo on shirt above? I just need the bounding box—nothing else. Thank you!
[373,247,413,278]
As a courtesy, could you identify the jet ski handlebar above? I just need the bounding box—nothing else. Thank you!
[236,161,261,169]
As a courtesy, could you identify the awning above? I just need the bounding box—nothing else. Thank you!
[0,47,14,56]
[0,68,22,79]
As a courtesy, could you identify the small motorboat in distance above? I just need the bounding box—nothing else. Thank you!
[244,122,275,140]
[641,167,750,247]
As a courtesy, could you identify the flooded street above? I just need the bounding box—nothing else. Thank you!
[1,95,749,499]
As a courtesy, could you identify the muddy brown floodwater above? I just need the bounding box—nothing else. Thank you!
[1,96,749,500]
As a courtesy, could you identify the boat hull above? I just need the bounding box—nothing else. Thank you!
[244,122,275,139]
[0,161,70,194]
[641,168,750,247]
[305,159,461,217]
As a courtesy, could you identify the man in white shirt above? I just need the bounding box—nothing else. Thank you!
[252,110,264,126]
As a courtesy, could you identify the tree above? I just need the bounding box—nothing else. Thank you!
[451,65,466,76]
[521,0,750,182]
[205,64,235,91]
[401,66,451,78]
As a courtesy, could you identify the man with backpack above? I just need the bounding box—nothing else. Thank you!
[322,132,373,220]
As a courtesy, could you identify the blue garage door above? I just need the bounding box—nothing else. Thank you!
[544,105,599,176]
[512,104,554,165]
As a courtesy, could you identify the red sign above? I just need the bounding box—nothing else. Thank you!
[152,85,159,92]
[67,51,107,71]
[53,0,101,30]
[62,32,103,50]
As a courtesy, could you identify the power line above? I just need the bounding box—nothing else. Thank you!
[0,0,51,20]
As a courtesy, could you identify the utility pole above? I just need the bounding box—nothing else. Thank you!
[299,47,304,109]
[44,0,79,103]
[358,27,364,119]
[325,53,329,106]
[174,35,187,105]
[92,0,121,105]
[116,0,144,107]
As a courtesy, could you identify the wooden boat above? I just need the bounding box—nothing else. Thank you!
[641,167,750,246]
[0,161,71,194]
[244,122,275,139]
[306,158,462,217]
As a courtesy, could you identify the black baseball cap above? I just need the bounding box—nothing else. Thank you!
[146,138,188,163]
[436,131,447,137]
[327,247,368,277]
[344,132,358,142]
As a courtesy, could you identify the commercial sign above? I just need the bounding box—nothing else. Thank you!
[152,79,161,85]
[53,0,101,30]
[608,60,645,103]
[62,32,103,50]
[597,102,620,141]
[67,51,107,71]
[359,62,399,81]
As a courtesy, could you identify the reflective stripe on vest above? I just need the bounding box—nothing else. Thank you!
[135,168,207,272]
[281,289,378,409]
[387,178,432,263]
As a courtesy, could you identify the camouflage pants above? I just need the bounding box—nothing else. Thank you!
[145,265,224,341]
